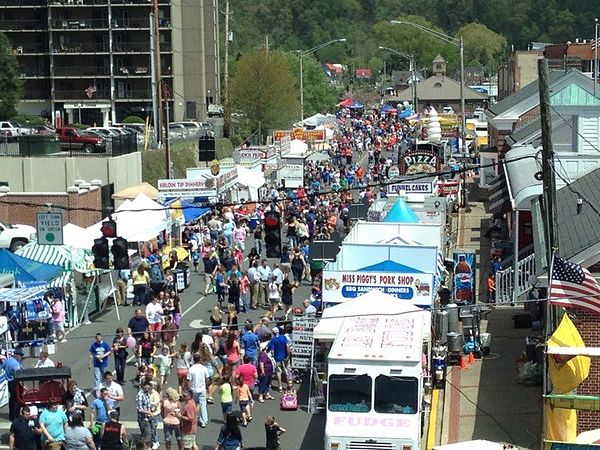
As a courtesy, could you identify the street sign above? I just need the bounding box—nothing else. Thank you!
[36,212,63,245]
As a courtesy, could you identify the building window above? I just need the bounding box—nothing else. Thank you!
[434,82,442,88]
[436,63,442,70]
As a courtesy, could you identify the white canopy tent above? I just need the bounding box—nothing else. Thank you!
[313,290,431,340]
[236,165,266,189]
[87,193,171,242]
[63,223,97,249]
[288,139,309,155]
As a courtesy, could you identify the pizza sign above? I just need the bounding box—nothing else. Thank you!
[401,150,440,175]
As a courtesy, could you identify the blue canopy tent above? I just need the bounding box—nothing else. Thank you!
[0,249,63,284]
[398,108,415,119]
[359,260,423,273]
[349,100,364,109]
[181,200,211,223]
[383,197,420,223]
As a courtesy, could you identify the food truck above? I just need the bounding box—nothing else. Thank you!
[325,310,426,450]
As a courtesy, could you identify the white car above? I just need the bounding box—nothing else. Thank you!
[0,222,36,251]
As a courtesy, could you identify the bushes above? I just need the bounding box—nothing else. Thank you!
[122,115,145,124]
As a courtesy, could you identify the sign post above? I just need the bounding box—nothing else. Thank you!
[36,212,63,245]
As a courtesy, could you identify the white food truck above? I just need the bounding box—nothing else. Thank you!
[325,311,426,450]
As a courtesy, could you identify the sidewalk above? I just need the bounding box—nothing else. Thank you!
[436,182,543,449]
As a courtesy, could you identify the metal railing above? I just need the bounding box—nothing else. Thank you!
[19,67,50,77]
[114,66,150,76]
[52,42,108,53]
[54,89,110,100]
[0,19,45,30]
[495,253,536,304]
[13,44,49,54]
[52,18,108,29]
[53,65,108,76]
[0,134,138,157]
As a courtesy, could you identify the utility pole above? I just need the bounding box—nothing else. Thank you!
[149,12,158,146]
[538,57,558,449]
[163,82,171,179]
[152,0,163,145]
[223,0,230,107]
[200,0,207,119]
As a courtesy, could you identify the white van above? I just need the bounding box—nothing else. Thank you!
[325,312,426,450]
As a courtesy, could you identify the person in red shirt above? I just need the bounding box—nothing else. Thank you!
[180,389,198,450]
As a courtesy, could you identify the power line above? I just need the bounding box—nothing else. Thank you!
[0,154,537,215]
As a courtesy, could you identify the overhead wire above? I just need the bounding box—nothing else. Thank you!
[0,154,537,215]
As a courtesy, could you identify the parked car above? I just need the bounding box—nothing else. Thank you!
[0,121,23,140]
[0,221,36,251]
[168,123,188,139]
[32,125,56,135]
[56,127,106,153]
[207,104,224,117]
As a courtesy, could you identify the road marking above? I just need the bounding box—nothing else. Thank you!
[426,388,440,450]
[182,295,205,317]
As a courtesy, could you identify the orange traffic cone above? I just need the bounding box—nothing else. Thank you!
[468,352,475,365]
[459,355,468,369]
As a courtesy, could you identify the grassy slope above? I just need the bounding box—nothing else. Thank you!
[142,138,234,186]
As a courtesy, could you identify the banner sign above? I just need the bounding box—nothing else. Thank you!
[158,178,217,199]
[0,366,7,408]
[273,129,326,142]
[453,251,476,303]
[278,157,304,188]
[292,315,318,369]
[401,150,440,175]
[438,180,460,196]
[25,298,52,321]
[322,271,434,305]
[387,181,434,195]
[544,443,600,450]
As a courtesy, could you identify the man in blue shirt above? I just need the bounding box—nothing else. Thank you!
[267,328,290,391]
[4,348,24,420]
[240,324,260,364]
[88,333,112,390]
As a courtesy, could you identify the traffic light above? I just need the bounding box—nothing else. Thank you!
[92,237,110,269]
[100,219,117,238]
[263,210,281,258]
[111,237,129,270]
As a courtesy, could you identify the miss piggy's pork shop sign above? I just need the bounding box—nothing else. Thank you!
[322,271,433,305]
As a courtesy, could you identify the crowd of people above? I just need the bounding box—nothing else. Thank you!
[5,105,422,450]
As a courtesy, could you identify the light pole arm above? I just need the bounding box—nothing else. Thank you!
[390,20,459,47]
[303,38,346,56]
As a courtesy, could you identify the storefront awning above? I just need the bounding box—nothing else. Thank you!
[487,172,511,215]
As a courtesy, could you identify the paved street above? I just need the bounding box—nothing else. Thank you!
[0,263,325,450]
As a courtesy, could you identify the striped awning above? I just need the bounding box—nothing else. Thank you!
[16,243,89,273]
[487,174,511,215]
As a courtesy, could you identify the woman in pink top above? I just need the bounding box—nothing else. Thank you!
[233,223,247,251]
[225,330,241,368]
[51,298,67,342]
[161,387,182,450]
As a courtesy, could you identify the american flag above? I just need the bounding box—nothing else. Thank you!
[84,84,97,98]
[550,257,600,314]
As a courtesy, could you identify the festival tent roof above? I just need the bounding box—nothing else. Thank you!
[62,223,97,249]
[338,98,354,108]
[236,165,266,189]
[288,139,309,155]
[358,259,423,273]
[16,242,89,273]
[349,100,364,109]
[112,182,159,201]
[383,197,420,223]
[180,200,211,223]
[0,249,64,284]
[88,193,171,242]
[313,290,426,340]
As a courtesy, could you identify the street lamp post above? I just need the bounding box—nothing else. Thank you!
[378,46,417,111]
[390,20,466,156]
[295,38,346,123]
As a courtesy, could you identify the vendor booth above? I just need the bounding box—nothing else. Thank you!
[343,221,446,250]
[0,249,63,285]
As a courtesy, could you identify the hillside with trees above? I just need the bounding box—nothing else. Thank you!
[226,1,599,74]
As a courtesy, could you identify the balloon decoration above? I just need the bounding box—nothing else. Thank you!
[126,336,137,349]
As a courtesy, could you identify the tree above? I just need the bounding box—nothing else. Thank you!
[229,48,299,141]
[0,31,22,119]
[457,23,507,68]
[285,53,340,118]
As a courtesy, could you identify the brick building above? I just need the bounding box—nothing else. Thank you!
[0,179,102,228]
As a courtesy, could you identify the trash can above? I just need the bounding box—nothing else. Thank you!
[173,269,185,293]
[178,263,191,288]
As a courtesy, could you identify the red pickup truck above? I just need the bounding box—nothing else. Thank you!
[56,127,106,153]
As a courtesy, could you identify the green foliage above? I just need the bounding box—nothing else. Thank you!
[229,48,299,139]
[12,113,45,125]
[122,115,145,124]
[226,1,600,75]
[142,138,234,187]
[0,31,22,119]
[458,23,507,68]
